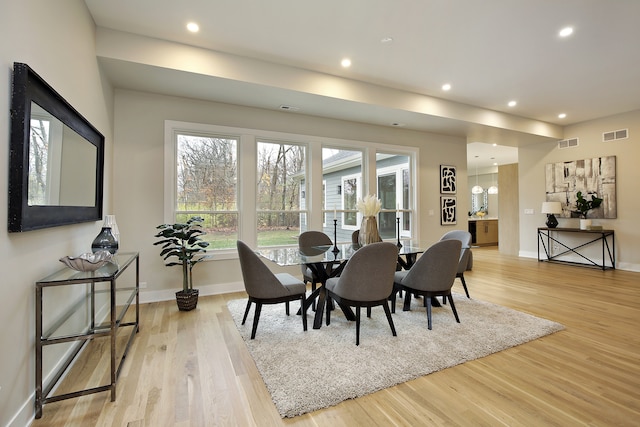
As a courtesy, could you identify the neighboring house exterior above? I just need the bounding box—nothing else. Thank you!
[299,151,410,243]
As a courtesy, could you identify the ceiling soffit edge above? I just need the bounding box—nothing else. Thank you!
[96,27,563,140]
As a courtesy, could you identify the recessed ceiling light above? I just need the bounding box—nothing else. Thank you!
[186,22,199,33]
[492,144,497,147]
[558,113,567,119]
[559,26,573,37]
[381,37,393,43]
[341,58,352,68]
[442,83,451,91]
[508,100,517,107]
[391,122,405,127]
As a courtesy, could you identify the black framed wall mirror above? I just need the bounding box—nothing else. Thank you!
[8,62,105,232]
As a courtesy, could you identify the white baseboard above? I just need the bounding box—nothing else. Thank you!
[139,281,246,304]
[519,250,538,259]
[519,250,639,272]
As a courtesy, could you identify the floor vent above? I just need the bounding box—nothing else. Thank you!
[603,128,628,142]
[558,137,579,149]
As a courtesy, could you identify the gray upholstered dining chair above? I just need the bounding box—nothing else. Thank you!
[439,230,473,298]
[237,240,307,339]
[324,242,399,345]
[391,239,462,330]
[298,231,333,310]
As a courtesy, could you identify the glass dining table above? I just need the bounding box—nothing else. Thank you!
[256,241,427,329]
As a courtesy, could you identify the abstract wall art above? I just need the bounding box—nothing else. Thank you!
[440,196,457,225]
[440,165,456,194]
[545,156,616,219]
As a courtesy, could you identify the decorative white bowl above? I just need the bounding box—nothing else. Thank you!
[59,251,114,272]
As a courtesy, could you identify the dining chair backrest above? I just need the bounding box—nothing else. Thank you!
[439,230,472,273]
[400,240,461,292]
[298,231,332,247]
[331,242,398,301]
[237,240,293,299]
[298,231,333,276]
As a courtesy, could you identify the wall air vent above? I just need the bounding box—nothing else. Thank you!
[558,137,579,149]
[602,128,628,142]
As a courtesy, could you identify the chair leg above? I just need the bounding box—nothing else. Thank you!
[300,295,307,331]
[311,282,317,311]
[242,300,252,325]
[425,298,433,330]
[355,306,361,346]
[403,289,412,311]
[390,288,397,314]
[326,295,332,326]
[250,303,262,339]
[382,302,397,337]
[448,294,460,323]
[366,306,372,318]
[285,301,290,316]
[460,274,470,298]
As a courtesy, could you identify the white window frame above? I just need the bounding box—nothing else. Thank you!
[376,163,412,238]
[322,180,327,227]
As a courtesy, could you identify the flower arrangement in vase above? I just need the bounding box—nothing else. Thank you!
[356,194,382,245]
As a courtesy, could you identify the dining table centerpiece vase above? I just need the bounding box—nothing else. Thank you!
[357,194,382,245]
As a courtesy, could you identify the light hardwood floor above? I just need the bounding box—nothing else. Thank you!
[31,247,640,426]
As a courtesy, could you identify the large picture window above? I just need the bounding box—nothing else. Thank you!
[256,140,307,246]
[175,132,238,250]
[165,121,417,252]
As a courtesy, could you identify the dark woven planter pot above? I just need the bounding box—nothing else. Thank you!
[176,289,199,311]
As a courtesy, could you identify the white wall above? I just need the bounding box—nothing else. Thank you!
[0,1,114,425]
[112,90,469,300]
[518,109,640,271]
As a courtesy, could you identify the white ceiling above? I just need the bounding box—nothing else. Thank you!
[84,0,640,168]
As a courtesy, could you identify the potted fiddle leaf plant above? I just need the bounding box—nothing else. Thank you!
[573,191,603,230]
[154,216,210,311]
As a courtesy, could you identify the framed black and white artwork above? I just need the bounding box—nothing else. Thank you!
[545,156,617,218]
[440,196,457,225]
[440,165,456,194]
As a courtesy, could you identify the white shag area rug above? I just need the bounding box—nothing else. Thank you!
[227,295,564,418]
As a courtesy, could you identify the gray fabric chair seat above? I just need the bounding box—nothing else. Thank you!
[393,270,408,286]
[274,273,307,294]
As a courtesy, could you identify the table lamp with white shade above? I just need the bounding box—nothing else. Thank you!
[541,202,562,228]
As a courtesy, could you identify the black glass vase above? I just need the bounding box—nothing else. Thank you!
[91,227,119,254]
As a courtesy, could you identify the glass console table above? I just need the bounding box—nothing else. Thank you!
[35,252,140,418]
[537,228,615,270]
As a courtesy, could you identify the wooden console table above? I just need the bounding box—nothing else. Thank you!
[537,228,615,270]
[35,252,139,418]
